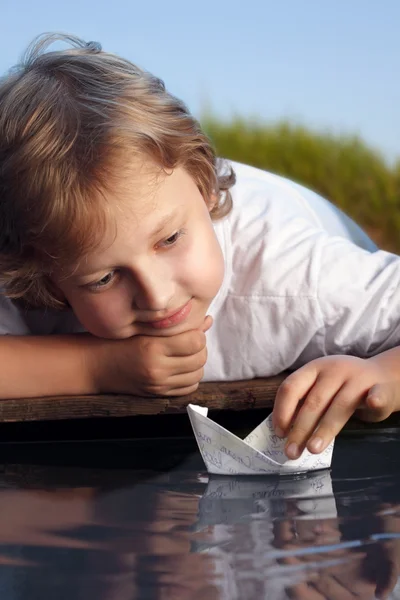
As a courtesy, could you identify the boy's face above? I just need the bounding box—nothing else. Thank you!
[55,164,225,339]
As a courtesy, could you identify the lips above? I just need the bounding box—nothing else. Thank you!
[138,299,192,329]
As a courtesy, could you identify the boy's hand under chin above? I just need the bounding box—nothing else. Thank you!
[95,316,212,397]
[272,354,400,460]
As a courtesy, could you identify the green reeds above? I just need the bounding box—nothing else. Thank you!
[203,116,400,252]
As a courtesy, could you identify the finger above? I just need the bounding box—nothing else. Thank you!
[164,383,201,397]
[287,580,324,600]
[356,384,393,423]
[273,364,320,437]
[165,367,205,391]
[284,376,344,459]
[312,573,358,600]
[201,315,213,333]
[273,519,297,545]
[168,348,207,376]
[164,330,207,357]
[294,519,341,545]
[306,382,365,454]
[338,566,384,599]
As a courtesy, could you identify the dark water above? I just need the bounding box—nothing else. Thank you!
[0,426,399,599]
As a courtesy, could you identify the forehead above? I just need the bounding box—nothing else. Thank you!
[107,163,195,236]
[70,164,199,270]
[113,163,175,219]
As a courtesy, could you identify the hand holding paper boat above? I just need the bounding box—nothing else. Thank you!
[187,404,334,475]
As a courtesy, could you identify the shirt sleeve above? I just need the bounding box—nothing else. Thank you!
[0,293,31,335]
[315,233,400,357]
[0,291,83,336]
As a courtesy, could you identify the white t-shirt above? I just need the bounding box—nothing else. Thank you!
[0,161,399,382]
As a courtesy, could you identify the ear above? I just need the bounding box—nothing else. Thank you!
[207,192,218,212]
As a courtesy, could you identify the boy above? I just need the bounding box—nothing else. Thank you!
[0,33,399,460]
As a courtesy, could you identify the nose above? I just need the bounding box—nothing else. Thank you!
[132,265,175,312]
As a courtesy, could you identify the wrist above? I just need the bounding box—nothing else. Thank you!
[367,349,400,382]
[81,334,116,394]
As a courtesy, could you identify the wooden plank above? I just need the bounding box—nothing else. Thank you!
[0,375,286,423]
[0,373,399,435]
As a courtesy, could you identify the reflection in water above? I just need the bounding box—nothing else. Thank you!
[0,432,399,599]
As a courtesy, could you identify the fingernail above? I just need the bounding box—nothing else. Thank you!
[309,437,323,453]
[275,426,284,438]
[286,443,299,459]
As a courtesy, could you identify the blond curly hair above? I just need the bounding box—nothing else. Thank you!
[0,33,235,308]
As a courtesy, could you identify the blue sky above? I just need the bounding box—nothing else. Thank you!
[2,0,399,162]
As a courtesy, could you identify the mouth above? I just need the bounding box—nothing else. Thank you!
[137,299,193,330]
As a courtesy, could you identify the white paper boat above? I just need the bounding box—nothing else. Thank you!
[187,404,334,475]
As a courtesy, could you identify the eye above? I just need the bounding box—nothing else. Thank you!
[160,229,186,248]
[88,270,116,291]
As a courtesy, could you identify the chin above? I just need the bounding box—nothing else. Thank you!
[87,327,135,340]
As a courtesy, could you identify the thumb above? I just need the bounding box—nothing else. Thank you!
[201,315,213,333]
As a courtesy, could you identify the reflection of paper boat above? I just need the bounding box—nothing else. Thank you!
[198,470,337,526]
[187,404,334,475]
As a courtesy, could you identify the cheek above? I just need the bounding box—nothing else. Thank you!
[179,228,224,296]
[67,289,132,337]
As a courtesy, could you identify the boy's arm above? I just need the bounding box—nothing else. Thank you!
[0,325,210,399]
[0,334,107,398]
[270,227,400,459]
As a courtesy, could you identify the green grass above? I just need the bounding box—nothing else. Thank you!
[203,116,400,252]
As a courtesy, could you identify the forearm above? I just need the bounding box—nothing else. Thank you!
[0,334,107,399]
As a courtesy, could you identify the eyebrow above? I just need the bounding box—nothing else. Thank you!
[150,212,177,238]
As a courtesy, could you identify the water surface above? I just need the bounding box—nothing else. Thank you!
[0,426,399,599]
